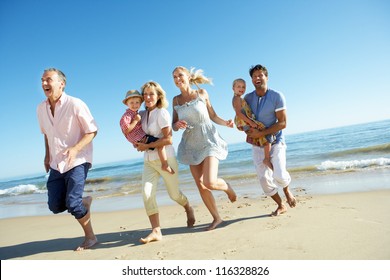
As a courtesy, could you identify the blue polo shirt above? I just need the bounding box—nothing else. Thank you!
[244,88,286,144]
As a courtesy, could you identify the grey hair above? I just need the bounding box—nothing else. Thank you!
[44,68,67,89]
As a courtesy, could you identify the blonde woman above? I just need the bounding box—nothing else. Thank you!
[172,66,236,231]
[135,81,195,244]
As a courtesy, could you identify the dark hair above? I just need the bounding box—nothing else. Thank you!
[249,64,268,78]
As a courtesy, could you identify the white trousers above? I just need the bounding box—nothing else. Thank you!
[252,142,291,196]
[142,156,188,216]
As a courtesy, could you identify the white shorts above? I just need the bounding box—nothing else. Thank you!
[252,142,291,196]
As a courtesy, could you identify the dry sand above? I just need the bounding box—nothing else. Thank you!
[1,189,389,260]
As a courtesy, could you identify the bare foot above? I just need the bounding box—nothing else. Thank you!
[206,219,223,231]
[140,230,162,244]
[75,237,98,251]
[185,206,195,228]
[284,188,297,208]
[76,196,98,251]
[225,183,237,203]
[263,158,273,170]
[271,204,287,216]
[162,164,175,174]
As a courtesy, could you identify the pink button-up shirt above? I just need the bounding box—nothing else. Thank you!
[37,93,98,173]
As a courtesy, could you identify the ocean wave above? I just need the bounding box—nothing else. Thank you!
[86,177,112,184]
[317,158,390,171]
[288,166,318,173]
[223,173,258,181]
[331,143,390,156]
[0,184,46,196]
[89,159,144,176]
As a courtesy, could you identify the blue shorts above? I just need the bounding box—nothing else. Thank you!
[46,163,90,219]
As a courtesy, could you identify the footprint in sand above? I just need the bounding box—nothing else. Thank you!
[157,251,168,260]
[223,249,237,257]
[237,202,251,208]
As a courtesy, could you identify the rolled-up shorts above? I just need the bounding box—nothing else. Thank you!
[252,142,291,196]
[46,162,90,219]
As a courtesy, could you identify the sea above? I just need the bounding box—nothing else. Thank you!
[1,119,389,219]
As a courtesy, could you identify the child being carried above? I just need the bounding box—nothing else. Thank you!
[120,90,175,174]
[232,79,275,170]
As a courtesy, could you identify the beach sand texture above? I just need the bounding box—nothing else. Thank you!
[1,189,389,260]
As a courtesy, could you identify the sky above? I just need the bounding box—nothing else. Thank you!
[0,0,389,180]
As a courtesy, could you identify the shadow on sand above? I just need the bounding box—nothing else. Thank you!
[0,213,270,259]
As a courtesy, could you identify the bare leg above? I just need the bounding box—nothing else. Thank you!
[157,147,175,174]
[270,193,287,216]
[140,213,162,244]
[283,186,297,208]
[75,196,98,251]
[199,188,223,231]
[263,143,273,170]
[184,203,195,228]
[190,162,223,231]
[202,157,237,202]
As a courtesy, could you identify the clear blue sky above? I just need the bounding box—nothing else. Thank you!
[1,0,389,180]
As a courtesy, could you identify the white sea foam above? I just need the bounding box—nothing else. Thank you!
[0,184,45,196]
[317,158,390,171]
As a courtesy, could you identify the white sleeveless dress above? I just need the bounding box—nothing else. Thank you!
[174,95,228,165]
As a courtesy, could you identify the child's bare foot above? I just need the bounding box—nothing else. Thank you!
[162,163,175,174]
[140,229,162,244]
[263,158,273,170]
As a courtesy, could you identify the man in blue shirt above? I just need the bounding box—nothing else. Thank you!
[245,64,296,216]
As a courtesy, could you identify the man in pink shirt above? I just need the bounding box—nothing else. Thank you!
[37,68,98,251]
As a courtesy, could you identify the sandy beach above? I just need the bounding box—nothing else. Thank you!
[1,188,389,260]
